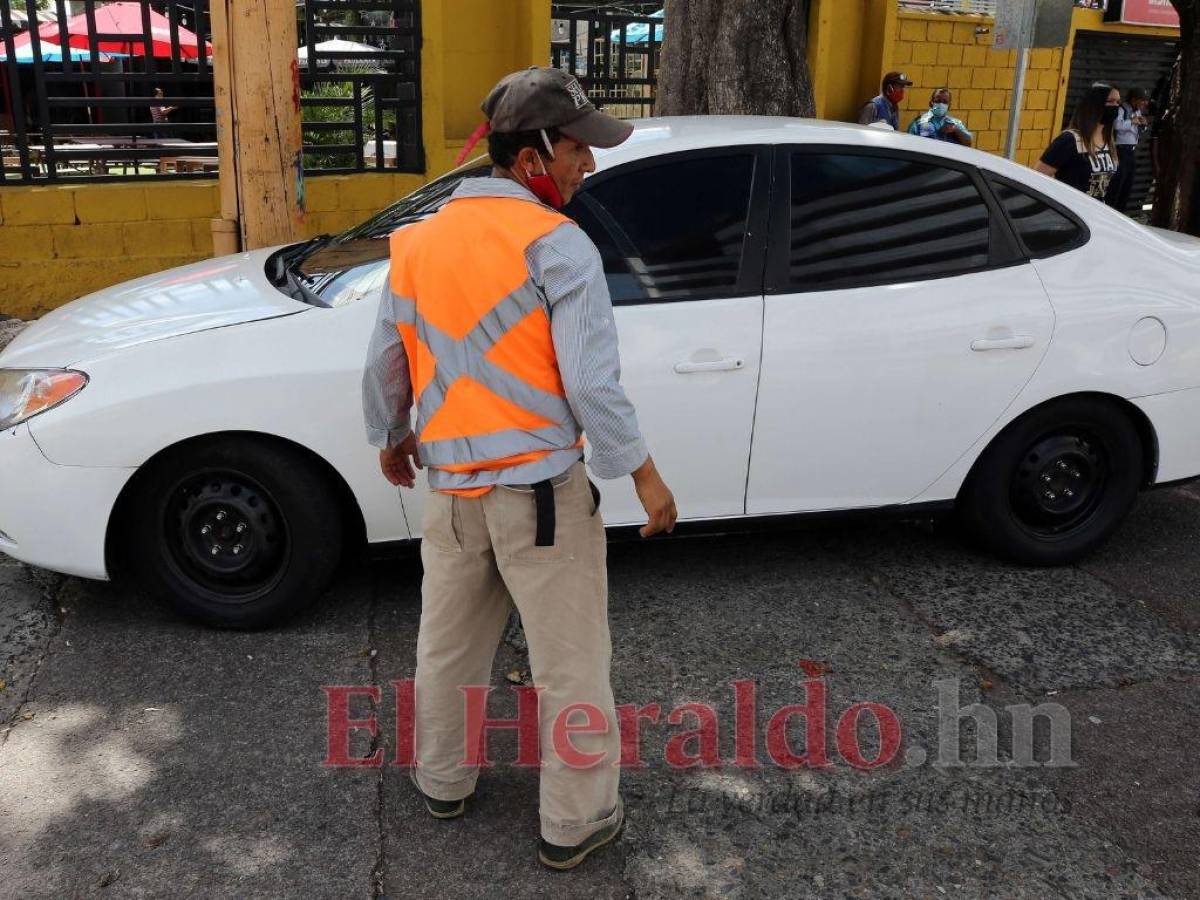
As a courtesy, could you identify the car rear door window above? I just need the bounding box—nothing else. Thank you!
[784,151,995,291]
[565,152,757,303]
[987,176,1087,258]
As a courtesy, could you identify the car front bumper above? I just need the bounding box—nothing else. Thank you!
[0,423,134,580]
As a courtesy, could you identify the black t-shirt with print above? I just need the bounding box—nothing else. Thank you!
[1041,130,1117,200]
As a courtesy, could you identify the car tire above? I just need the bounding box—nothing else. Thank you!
[123,437,344,629]
[957,397,1143,566]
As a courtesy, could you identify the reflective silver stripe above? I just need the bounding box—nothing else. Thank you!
[419,425,580,467]
[429,447,585,491]
[393,294,416,325]
[403,277,578,467]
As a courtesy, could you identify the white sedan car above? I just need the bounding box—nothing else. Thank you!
[3,117,1200,628]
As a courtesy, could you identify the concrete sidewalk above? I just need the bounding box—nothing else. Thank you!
[2,488,1199,897]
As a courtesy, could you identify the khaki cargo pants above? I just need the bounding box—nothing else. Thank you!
[413,460,622,846]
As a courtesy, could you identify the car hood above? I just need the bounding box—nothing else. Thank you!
[0,247,307,367]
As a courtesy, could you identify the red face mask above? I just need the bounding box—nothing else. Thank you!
[523,130,566,209]
[526,160,565,208]
[886,85,905,104]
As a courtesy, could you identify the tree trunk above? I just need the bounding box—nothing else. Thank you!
[1153,1,1200,235]
[656,0,815,118]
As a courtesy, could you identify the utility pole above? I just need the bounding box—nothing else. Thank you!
[995,0,1036,160]
[210,0,305,254]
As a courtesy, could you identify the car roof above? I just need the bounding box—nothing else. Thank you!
[591,114,1096,218]
[597,115,926,158]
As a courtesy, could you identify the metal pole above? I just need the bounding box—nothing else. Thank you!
[1004,46,1030,160]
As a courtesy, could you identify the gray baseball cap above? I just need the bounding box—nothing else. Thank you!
[482,66,634,148]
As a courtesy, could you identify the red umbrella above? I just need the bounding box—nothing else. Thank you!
[12,3,212,59]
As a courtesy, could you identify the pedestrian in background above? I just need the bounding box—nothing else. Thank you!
[908,88,973,146]
[1035,82,1120,201]
[857,71,913,130]
[1106,86,1148,213]
[149,88,175,139]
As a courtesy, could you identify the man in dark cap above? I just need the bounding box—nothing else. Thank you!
[363,66,677,869]
[857,71,914,130]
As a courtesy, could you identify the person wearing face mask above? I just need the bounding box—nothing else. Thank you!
[1036,82,1120,201]
[908,88,974,146]
[1106,86,1148,213]
[362,66,677,871]
[857,71,913,130]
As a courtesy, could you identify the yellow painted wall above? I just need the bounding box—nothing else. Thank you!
[0,0,550,318]
[891,11,1063,165]
[852,6,1179,167]
[808,0,867,120]
[0,182,218,320]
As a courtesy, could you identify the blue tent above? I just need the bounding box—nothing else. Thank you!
[0,42,119,63]
[611,9,663,44]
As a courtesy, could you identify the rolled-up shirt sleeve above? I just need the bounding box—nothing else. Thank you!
[362,281,414,449]
[531,223,649,480]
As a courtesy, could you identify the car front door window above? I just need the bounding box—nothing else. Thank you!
[559,149,767,523]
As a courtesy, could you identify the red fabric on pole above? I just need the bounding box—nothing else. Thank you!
[11,3,212,59]
[455,120,491,166]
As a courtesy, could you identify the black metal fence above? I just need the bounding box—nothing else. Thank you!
[298,0,422,174]
[0,0,421,183]
[550,5,662,117]
[0,0,217,182]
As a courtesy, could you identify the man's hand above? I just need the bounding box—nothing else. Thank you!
[631,455,677,538]
[940,122,958,135]
[379,433,422,488]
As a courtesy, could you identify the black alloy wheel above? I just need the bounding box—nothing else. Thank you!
[1008,432,1108,539]
[124,437,345,628]
[958,397,1143,566]
[162,468,290,602]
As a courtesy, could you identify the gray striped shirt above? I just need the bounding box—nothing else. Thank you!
[362,176,648,486]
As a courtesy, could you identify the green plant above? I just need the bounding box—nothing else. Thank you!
[303,65,398,171]
[301,81,357,171]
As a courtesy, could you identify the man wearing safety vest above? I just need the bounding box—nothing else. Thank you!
[362,66,677,870]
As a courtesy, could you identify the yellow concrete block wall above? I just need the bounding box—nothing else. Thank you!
[0,173,442,318]
[892,11,1067,166]
[0,181,220,320]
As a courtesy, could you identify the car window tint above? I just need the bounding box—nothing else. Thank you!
[566,153,756,303]
[988,177,1085,257]
[787,152,992,290]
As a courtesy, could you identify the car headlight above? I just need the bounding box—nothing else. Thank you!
[0,369,88,431]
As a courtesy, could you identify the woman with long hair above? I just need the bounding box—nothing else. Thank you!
[1035,82,1120,201]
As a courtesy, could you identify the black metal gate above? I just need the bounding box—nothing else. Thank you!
[550,4,662,117]
[298,0,422,174]
[0,0,422,183]
[0,0,217,182]
[1063,29,1180,216]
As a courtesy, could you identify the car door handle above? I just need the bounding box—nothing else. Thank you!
[674,357,745,374]
[971,335,1035,351]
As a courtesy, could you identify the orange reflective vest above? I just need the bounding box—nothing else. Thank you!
[389,196,584,496]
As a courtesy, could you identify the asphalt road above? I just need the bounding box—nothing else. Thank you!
[2,481,1199,899]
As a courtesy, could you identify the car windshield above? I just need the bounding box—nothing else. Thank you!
[267,161,492,307]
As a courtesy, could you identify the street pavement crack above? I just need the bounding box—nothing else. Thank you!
[1,568,66,748]
[366,574,387,899]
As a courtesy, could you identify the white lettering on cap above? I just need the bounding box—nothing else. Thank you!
[565,77,589,110]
